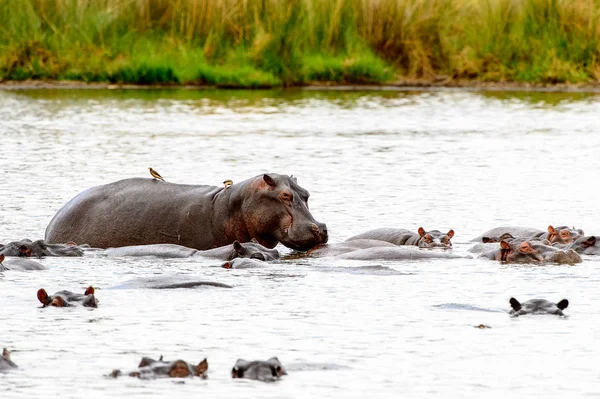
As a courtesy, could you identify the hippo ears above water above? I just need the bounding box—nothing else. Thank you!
[557,299,569,310]
[263,174,277,187]
[37,289,49,305]
[196,358,208,376]
[233,241,244,254]
[509,298,522,312]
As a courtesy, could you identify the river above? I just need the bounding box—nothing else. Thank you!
[1,87,599,398]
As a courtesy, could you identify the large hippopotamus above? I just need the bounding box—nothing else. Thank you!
[110,356,208,379]
[37,286,98,308]
[509,297,569,317]
[101,239,279,261]
[232,357,287,382]
[0,348,17,371]
[472,225,583,245]
[347,227,454,249]
[0,239,84,257]
[45,174,327,251]
[479,239,581,264]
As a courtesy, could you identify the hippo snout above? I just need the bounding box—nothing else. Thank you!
[315,222,328,244]
[552,249,582,264]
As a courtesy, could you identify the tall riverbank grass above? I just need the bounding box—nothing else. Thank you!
[1,0,599,87]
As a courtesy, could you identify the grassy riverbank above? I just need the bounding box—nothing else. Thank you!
[1,0,599,88]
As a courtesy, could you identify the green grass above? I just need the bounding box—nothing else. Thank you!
[0,0,599,87]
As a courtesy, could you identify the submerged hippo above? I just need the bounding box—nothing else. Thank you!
[347,227,454,249]
[37,286,98,308]
[560,235,599,255]
[222,257,269,269]
[232,357,287,382]
[111,276,232,289]
[45,174,328,251]
[0,255,47,271]
[480,239,581,264]
[110,356,208,379]
[0,348,17,371]
[101,239,279,261]
[0,239,84,257]
[334,246,465,261]
[509,298,569,317]
[472,225,583,245]
[307,239,396,257]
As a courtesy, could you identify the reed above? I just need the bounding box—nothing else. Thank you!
[0,0,598,87]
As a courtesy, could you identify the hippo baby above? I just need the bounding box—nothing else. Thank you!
[101,239,279,261]
[0,239,84,258]
[0,255,47,271]
[37,286,98,308]
[0,348,17,371]
[232,357,287,382]
[480,239,581,264]
[111,356,208,379]
[509,298,569,317]
[347,227,454,249]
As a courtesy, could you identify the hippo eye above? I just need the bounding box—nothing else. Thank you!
[251,253,265,261]
[424,235,432,242]
[281,192,293,202]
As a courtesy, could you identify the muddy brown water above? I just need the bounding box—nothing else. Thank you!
[1,88,599,398]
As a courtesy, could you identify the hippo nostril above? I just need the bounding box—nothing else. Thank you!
[310,223,319,232]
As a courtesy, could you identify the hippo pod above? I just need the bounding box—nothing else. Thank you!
[509,298,569,317]
[45,173,328,252]
[0,239,84,258]
[0,255,47,271]
[111,356,208,379]
[473,225,584,245]
[37,286,98,308]
[479,239,582,264]
[232,357,287,382]
[101,239,279,261]
[346,227,454,249]
[0,348,17,371]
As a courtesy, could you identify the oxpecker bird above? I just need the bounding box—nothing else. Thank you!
[149,168,165,182]
[223,179,233,188]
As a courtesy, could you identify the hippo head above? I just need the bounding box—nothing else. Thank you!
[115,356,208,379]
[417,227,454,249]
[37,286,98,308]
[241,174,328,251]
[509,297,569,317]
[231,357,287,382]
[497,239,581,264]
[232,239,279,261]
[568,235,598,254]
[546,225,584,244]
[482,232,514,243]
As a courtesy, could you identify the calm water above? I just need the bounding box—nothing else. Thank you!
[1,88,600,398]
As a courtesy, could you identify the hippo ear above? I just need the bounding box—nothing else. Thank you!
[233,241,244,254]
[500,240,511,250]
[0,254,4,264]
[37,288,49,305]
[481,237,494,243]
[196,358,208,375]
[557,299,569,310]
[84,286,94,296]
[509,297,522,311]
[222,261,232,269]
[548,225,557,234]
[263,174,277,187]
[447,229,454,239]
[583,236,596,247]
[418,227,426,237]
[290,175,298,183]
[2,348,9,360]
[232,366,243,378]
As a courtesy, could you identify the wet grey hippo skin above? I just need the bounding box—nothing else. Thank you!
[559,235,599,255]
[45,174,328,251]
[232,357,287,382]
[101,239,279,261]
[222,257,269,269]
[334,246,465,261]
[0,255,47,271]
[0,239,84,257]
[479,239,582,264]
[111,276,232,289]
[472,225,583,245]
[347,227,454,249]
[110,356,208,379]
[307,239,396,257]
[509,298,569,317]
[0,348,17,371]
[37,286,98,308]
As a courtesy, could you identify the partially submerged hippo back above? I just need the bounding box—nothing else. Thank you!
[232,357,287,382]
[307,239,396,257]
[509,298,569,317]
[37,286,98,308]
[0,348,17,371]
[222,258,268,269]
[0,257,47,271]
[480,239,581,264]
[45,174,328,251]
[347,227,454,249]
[111,356,208,379]
[334,246,465,261]
[563,235,599,255]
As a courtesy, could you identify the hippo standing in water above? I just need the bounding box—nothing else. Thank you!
[479,239,581,264]
[509,298,569,317]
[101,239,279,261]
[0,348,17,371]
[37,286,98,308]
[347,227,454,249]
[110,356,208,379]
[232,357,287,382]
[45,174,328,251]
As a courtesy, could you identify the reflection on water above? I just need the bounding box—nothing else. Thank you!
[1,88,600,399]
